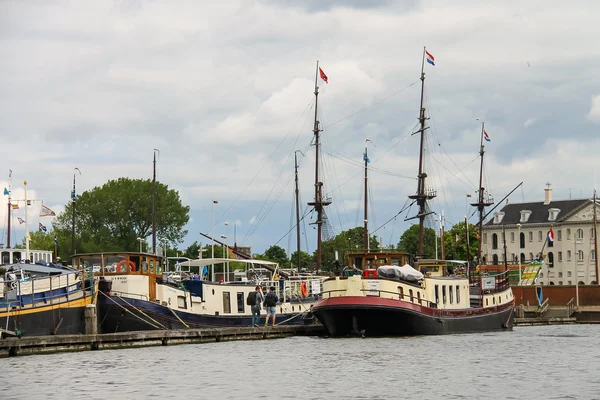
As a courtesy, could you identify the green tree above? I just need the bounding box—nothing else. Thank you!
[53,178,189,255]
[182,241,202,259]
[397,224,437,258]
[24,231,55,252]
[260,245,288,266]
[319,227,380,271]
[289,250,313,270]
[443,221,479,262]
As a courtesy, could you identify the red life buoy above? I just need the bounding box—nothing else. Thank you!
[300,282,308,297]
[116,259,136,273]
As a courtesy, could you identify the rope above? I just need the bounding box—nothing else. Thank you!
[99,291,165,330]
[168,306,189,329]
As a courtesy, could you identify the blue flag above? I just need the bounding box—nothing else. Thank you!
[363,153,370,163]
[3,188,8,196]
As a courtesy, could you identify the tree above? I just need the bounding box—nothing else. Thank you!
[289,250,313,270]
[397,224,437,258]
[260,245,288,266]
[319,227,380,271]
[443,221,479,262]
[182,241,202,260]
[24,231,55,252]
[53,178,190,255]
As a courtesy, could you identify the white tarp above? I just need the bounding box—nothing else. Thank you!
[377,264,424,282]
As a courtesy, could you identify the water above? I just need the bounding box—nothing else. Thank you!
[2,325,599,399]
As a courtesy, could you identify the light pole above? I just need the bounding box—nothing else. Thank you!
[221,234,227,282]
[517,223,522,284]
[137,237,144,253]
[465,194,472,274]
[211,200,219,258]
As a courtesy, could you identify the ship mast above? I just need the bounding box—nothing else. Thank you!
[294,150,304,272]
[471,121,494,264]
[6,170,12,248]
[408,47,436,256]
[308,61,331,273]
[363,143,369,252]
[152,149,159,254]
[594,189,599,284]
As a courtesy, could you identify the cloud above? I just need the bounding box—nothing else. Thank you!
[524,118,537,128]
[587,95,600,122]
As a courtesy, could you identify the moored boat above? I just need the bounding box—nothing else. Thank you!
[76,252,325,332]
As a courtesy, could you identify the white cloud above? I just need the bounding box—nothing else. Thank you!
[524,118,537,128]
[587,95,600,122]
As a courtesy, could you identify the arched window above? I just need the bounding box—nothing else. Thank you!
[520,232,525,248]
[492,233,498,249]
[548,252,554,267]
[591,228,595,240]
[549,281,555,285]
[520,253,526,263]
[578,250,584,261]
[592,250,596,261]
[577,229,584,240]
[529,252,534,262]
[579,281,586,286]
[492,254,499,265]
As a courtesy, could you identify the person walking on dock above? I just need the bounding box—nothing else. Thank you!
[248,285,264,327]
[264,286,278,327]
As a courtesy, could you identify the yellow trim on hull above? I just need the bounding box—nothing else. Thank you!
[0,294,92,318]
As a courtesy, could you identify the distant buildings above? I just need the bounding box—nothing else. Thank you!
[482,185,599,285]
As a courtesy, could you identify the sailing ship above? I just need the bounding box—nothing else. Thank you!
[312,48,515,336]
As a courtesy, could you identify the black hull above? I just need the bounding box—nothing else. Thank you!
[313,301,514,337]
[98,295,312,333]
[0,306,86,337]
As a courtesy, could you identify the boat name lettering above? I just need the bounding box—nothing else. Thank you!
[365,280,380,296]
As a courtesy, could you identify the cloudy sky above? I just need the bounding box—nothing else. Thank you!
[1,0,599,256]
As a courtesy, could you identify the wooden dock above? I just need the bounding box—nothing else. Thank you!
[0,325,325,358]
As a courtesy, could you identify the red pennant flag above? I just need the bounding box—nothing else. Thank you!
[319,67,328,84]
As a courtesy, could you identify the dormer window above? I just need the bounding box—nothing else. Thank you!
[548,208,561,222]
[493,212,505,224]
[520,210,532,223]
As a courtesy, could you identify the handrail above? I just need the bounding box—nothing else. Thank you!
[566,297,575,317]
[110,291,149,301]
[321,287,437,308]
[539,297,550,317]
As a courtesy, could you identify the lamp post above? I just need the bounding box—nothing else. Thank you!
[137,237,144,253]
[211,200,219,258]
[517,223,522,284]
[224,221,229,280]
[220,234,227,282]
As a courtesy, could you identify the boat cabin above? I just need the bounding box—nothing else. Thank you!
[346,251,409,270]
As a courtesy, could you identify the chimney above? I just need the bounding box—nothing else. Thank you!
[544,183,552,205]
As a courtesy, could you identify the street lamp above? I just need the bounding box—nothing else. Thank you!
[220,234,227,282]
[137,237,144,253]
[211,200,219,258]
[517,223,522,284]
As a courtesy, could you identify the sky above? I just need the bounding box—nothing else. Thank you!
[1,0,600,256]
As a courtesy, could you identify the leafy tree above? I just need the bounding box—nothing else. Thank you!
[23,231,55,252]
[443,221,479,262]
[289,250,313,270]
[397,224,437,258]
[53,178,189,255]
[182,241,202,259]
[260,245,288,266]
[319,227,380,271]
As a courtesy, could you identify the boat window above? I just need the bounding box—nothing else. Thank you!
[398,286,404,300]
[140,256,148,273]
[420,266,440,274]
[434,285,439,305]
[449,287,453,304]
[417,291,421,305]
[442,286,447,304]
[150,259,155,274]
[177,295,187,309]
[493,296,496,305]
[486,298,489,306]
[223,292,231,313]
[456,285,460,303]
[237,292,245,313]
[157,261,163,274]
[409,289,414,302]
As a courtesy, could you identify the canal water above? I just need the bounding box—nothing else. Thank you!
[3,324,599,399]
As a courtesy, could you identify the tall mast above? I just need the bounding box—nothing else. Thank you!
[6,170,12,248]
[294,150,303,272]
[594,189,599,284]
[71,167,81,255]
[408,47,436,256]
[152,149,159,254]
[24,180,29,261]
[363,144,369,252]
[308,61,331,273]
[440,210,445,260]
[471,121,494,264]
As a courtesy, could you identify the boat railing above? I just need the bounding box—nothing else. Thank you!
[539,297,550,317]
[321,287,438,308]
[257,277,327,302]
[109,290,149,301]
[566,297,576,316]
[469,269,511,295]
[1,270,93,312]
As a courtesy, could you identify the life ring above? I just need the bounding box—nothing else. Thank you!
[116,259,136,273]
[300,282,308,298]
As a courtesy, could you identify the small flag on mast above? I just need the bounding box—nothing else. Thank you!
[426,50,435,66]
[11,203,19,210]
[319,67,328,84]
[40,204,56,217]
[17,217,25,225]
[548,228,554,243]
[39,223,47,232]
[484,131,491,142]
[456,234,461,243]
[3,188,7,195]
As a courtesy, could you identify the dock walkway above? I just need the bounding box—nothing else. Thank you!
[0,325,325,358]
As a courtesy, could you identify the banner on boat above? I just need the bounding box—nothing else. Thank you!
[481,277,495,290]
[40,204,56,217]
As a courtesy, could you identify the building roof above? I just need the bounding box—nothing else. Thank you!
[484,198,589,226]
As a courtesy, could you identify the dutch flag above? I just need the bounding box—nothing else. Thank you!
[484,130,491,142]
[548,228,554,243]
[426,50,435,66]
